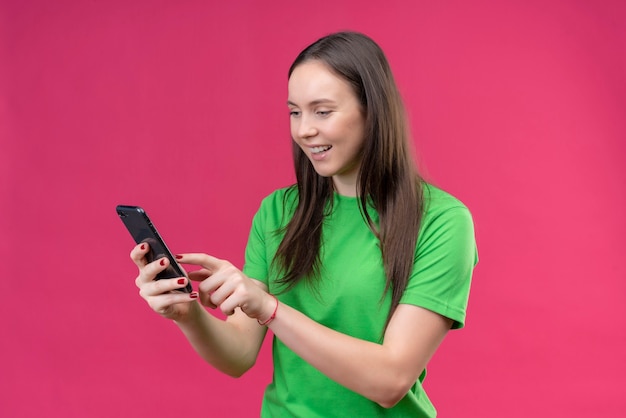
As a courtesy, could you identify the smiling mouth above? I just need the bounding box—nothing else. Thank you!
[311,145,332,154]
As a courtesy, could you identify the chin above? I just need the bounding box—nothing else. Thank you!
[311,168,335,178]
[308,163,334,178]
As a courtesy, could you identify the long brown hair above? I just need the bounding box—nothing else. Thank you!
[274,31,424,326]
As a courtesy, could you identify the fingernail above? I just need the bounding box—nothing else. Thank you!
[190,292,198,299]
[140,244,146,250]
[159,259,166,266]
[175,255,183,259]
[177,278,185,285]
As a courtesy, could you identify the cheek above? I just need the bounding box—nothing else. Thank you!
[346,119,366,149]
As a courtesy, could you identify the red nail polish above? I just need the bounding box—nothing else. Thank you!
[175,255,183,259]
[159,259,166,266]
[140,244,146,250]
[190,292,198,299]
[177,278,185,285]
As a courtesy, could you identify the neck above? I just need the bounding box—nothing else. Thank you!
[332,177,358,196]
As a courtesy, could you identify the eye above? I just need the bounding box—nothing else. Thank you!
[289,110,301,117]
[316,110,332,117]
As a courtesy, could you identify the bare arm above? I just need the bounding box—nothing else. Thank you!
[131,244,267,377]
[173,303,267,377]
[266,301,452,408]
[177,252,453,408]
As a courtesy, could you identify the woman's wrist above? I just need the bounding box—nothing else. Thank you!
[258,294,278,326]
[173,298,203,326]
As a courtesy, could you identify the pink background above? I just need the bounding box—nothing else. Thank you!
[2,0,625,416]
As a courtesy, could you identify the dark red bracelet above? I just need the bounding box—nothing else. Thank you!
[258,294,278,326]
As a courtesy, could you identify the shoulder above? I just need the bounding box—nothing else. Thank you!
[418,183,476,251]
[251,185,299,228]
[423,183,469,213]
[257,185,298,213]
[421,183,473,226]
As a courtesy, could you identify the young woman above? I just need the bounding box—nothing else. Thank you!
[131,31,477,417]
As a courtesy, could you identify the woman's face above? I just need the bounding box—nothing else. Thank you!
[288,60,366,197]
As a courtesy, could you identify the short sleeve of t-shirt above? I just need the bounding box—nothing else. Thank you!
[243,189,295,286]
[242,208,269,283]
[400,185,478,329]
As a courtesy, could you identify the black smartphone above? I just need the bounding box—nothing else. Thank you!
[116,205,192,293]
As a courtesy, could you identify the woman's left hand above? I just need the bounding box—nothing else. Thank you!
[175,253,274,322]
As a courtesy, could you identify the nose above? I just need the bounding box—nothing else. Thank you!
[294,113,317,140]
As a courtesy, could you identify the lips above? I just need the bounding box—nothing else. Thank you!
[311,145,332,154]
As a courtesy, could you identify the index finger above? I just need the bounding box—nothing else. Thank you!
[175,253,225,272]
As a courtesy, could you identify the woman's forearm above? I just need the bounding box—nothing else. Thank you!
[267,302,451,407]
[175,301,268,377]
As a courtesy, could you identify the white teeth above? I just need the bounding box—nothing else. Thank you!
[311,145,332,154]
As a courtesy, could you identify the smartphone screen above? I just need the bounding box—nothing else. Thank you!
[116,205,192,292]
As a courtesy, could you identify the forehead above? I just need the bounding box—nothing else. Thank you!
[287,60,356,104]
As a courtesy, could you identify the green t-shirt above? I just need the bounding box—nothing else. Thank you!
[243,184,477,417]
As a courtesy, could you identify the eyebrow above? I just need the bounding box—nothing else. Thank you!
[287,99,337,107]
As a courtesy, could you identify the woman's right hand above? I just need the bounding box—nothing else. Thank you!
[131,242,199,321]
